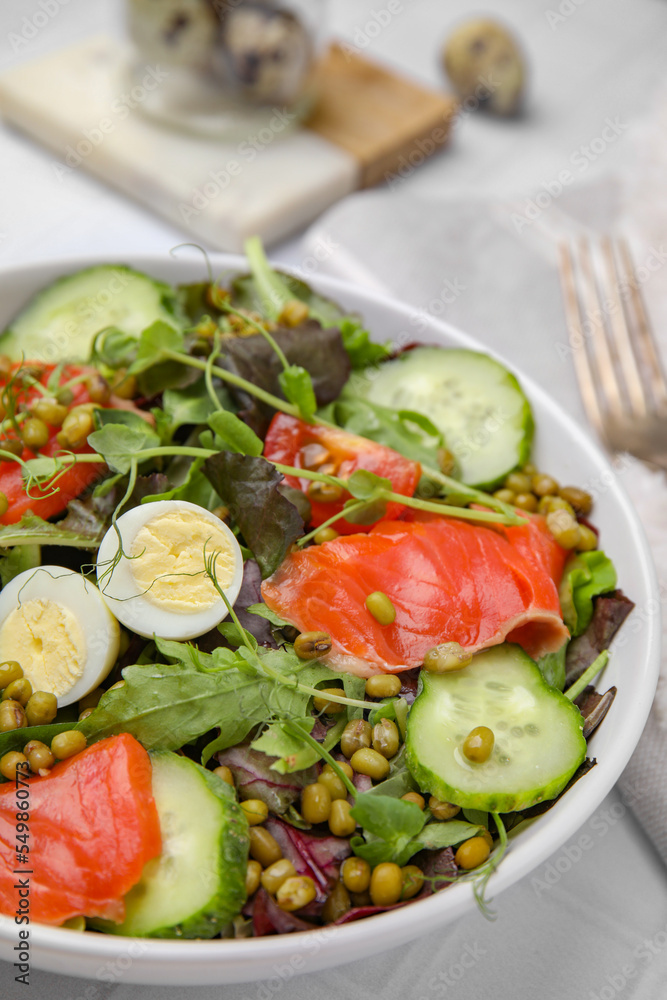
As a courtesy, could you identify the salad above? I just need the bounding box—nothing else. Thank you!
[0,240,633,939]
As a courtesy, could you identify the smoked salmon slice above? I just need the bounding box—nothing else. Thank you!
[262,513,570,676]
[0,733,161,925]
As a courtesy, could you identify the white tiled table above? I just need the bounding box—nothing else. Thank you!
[1,1,666,997]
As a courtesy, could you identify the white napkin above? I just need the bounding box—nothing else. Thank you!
[302,112,667,860]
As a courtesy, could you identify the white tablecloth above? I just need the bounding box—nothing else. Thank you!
[1,1,666,997]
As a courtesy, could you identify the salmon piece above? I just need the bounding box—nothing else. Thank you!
[0,734,161,925]
[262,513,569,676]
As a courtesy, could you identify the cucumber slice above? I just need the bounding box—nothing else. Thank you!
[360,347,533,489]
[0,265,181,363]
[101,752,248,939]
[406,644,586,813]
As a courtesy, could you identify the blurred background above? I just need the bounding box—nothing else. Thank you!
[1,3,667,998]
[1,0,665,264]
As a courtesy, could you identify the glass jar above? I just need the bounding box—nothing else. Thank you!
[126,0,326,138]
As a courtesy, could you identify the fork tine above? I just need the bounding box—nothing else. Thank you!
[558,241,605,436]
[617,237,667,409]
[576,237,625,418]
[601,237,647,417]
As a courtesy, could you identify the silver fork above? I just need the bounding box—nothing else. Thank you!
[558,236,667,471]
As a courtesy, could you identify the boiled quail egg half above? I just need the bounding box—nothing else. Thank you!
[96,499,244,641]
[0,566,120,707]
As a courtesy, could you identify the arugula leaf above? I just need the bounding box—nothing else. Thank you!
[246,603,292,629]
[278,366,317,421]
[412,821,484,852]
[75,638,340,758]
[0,511,103,550]
[199,647,340,763]
[202,451,304,577]
[76,660,264,751]
[217,620,259,649]
[88,421,160,474]
[207,411,263,456]
[0,722,83,761]
[0,544,40,586]
[342,672,366,722]
[242,236,293,319]
[251,719,320,773]
[559,551,617,636]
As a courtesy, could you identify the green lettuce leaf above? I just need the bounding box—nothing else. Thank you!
[559,550,617,636]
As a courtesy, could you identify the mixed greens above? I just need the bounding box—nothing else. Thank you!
[0,241,633,938]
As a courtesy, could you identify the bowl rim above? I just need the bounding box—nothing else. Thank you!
[0,251,660,982]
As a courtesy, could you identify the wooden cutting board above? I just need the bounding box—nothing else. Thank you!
[0,37,456,251]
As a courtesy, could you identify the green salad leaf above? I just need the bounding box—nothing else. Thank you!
[413,820,484,852]
[8,639,342,764]
[338,318,391,369]
[161,378,232,440]
[324,387,445,467]
[559,550,617,636]
[0,722,82,761]
[128,321,185,375]
[0,544,40,586]
[126,320,197,393]
[350,795,426,866]
[246,603,292,629]
[251,719,320,773]
[0,512,103,550]
[278,365,317,421]
[88,420,160,475]
[207,411,263,456]
[536,645,567,691]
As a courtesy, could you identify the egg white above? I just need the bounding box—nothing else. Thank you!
[95,499,244,640]
[0,566,120,707]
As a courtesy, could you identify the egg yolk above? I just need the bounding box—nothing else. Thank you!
[0,599,86,697]
[129,508,236,614]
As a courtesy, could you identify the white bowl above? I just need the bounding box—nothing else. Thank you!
[0,253,660,985]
